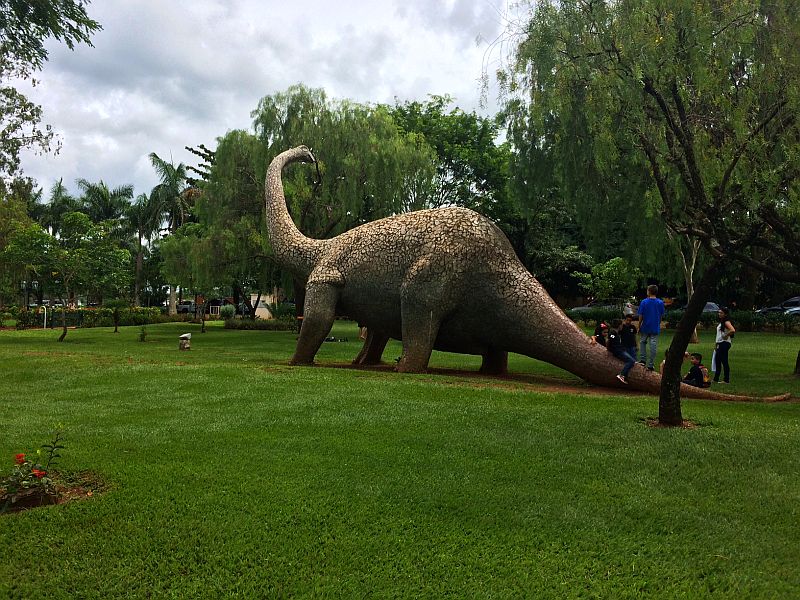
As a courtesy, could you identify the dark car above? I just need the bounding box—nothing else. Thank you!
[756,296,800,315]
[680,301,720,313]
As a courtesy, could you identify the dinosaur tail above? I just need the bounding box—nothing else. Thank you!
[502,268,790,402]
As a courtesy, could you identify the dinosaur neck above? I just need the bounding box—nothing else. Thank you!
[265,147,324,278]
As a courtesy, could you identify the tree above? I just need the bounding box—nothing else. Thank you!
[389,95,508,212]
[573,257,642,304]
[42,179,79,236]
[76,178,133,225]
[199,84,437,313]
[125,193,161,306]
[0,178,34,305]
[252,85,436,238]
[501,0,800,424]
[148,152,189,314]
[0,0,101,179]
[384,96,596,296]
[3,212,130,340]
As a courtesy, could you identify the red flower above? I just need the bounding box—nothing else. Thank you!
[32,469,46,478]
[14,453,25,464]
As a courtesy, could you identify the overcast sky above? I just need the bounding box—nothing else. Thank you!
[18,0,516,198]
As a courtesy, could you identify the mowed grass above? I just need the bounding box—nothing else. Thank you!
[1,321,799,598]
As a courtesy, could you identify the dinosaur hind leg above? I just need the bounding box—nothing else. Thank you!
[479,348,508,375]
[396,306,441,373]
[290,282,339,366]
[396,260,453,373]
[352,329,390,365]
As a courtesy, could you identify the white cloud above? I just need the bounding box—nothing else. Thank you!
[19,0,507,197]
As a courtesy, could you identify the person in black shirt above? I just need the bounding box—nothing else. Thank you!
[682,352,708,387]
[591,319,636,384]
[620,314,638,361]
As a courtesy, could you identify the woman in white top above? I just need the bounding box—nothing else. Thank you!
[713,307,735,384]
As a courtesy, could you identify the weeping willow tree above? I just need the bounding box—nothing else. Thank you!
[196,84,438,313]
[500,0,800,425]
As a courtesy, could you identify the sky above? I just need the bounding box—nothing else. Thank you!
[18,0,518,198]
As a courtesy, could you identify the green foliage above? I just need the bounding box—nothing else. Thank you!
[389,95,509,212]
[502,0,800,290]
[13,306,171,330]
[251,84,437,236]
[573,257,642,301]
[223,317,295,331]
[1,429,64,511]
[218,304,236,320]
[565,307,623,328]
[0,0,101,178]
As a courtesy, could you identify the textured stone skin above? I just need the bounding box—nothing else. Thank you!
[265,146,786,401]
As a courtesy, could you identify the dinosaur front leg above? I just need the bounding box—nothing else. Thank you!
[290,282,339,366]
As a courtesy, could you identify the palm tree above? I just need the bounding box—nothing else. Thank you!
[76,178,134,225]
[45,179,79,236]
[149,152,189,314]
[125,193,162,306]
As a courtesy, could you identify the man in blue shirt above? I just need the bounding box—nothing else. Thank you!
[637,284,665,371]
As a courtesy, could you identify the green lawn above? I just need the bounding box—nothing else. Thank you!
[1,322,799,598]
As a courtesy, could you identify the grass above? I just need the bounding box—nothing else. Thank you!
[1,321,799,598]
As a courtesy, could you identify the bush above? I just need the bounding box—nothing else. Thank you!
[223,317,296,331]
[13,307,187,330]
[219,304,236,320]
[565,307,623,327]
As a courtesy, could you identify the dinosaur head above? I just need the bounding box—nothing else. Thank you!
[295,145,316,164]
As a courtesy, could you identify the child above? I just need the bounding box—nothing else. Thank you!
[620,314,638,361]
[592,319,636,384]
[682,352,711,388]
[592,321,608,347]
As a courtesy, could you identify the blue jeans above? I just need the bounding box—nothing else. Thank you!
[625,345,637,361]
[612,348,636,377]
[639,333,659,369]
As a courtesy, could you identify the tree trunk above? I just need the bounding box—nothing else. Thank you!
[58,292,68,342]
[659,260,723,425]
[794,350,800,375]
[252,291,262,320]
[168,285,177,315]
[134,235,144,307]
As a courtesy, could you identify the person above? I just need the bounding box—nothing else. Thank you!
[637,284,665,371]
[591,319,636,384]
[713,307,736,384]
[620,314,638,361]
[592,321,608,347]
[682,352,710,388]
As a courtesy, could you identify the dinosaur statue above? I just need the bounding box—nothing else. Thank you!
[265,145,786,402]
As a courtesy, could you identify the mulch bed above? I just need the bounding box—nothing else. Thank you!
[1,471,109,515]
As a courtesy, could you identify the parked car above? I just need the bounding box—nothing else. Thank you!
[680,301,720,313]
[784,306,800,317]
[571,299,638,317]
[176,301,196,314]
[756,296,800,315]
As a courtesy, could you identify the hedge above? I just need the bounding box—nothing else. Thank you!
[223,317,296,331]
[566,308,800,333]
[13,307,191,330]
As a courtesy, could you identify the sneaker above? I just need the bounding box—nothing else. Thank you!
[616,374,628,384]
[646,366,655,371]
